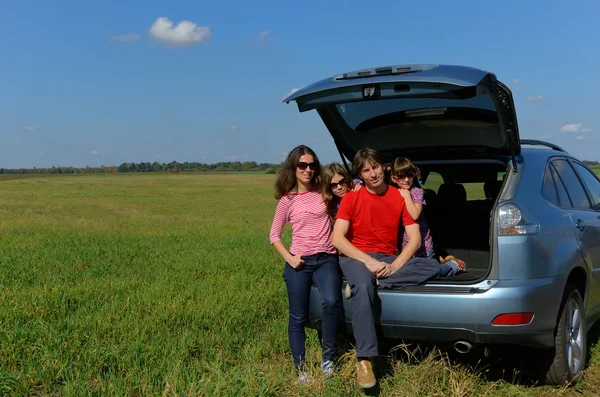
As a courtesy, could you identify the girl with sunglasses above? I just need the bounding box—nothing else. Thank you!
[321,163,356,220]
[390,157,465,275]
[269,145,342,383]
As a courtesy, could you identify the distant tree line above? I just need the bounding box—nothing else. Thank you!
[0,161,281,175]
[2,159,598,176]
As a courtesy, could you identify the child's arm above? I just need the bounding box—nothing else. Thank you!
[399,188,423,221]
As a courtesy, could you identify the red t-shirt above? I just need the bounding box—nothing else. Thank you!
[336,185,415,256]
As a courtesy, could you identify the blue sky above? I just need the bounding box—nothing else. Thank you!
[2,0,598,168]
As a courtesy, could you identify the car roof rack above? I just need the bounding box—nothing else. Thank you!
[520,139,567,153]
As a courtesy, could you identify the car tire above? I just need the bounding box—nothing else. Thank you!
[545,283,587,385]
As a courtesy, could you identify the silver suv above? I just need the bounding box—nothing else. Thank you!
[283,64,600,385]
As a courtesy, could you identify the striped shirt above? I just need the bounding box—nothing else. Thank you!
[269,190,336,256]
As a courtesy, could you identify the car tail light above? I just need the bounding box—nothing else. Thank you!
[491,313,534,325]
[497,203,539,235]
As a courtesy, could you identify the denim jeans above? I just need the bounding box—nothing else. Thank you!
[283,252,342,369]
[340,254,440,357]
[438,261,457,277]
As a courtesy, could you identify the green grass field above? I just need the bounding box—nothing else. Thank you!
[1,173,599,396]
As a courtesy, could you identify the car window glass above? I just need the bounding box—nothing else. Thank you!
[541,164,559,206]
[423,172,443,194]
[572,162,600,211]
[552,159,591,210]
[552,164,572,208]
[337,95,497,130]
[462,183,486,200]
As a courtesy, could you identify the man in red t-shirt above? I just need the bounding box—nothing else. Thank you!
[332,147,440,389]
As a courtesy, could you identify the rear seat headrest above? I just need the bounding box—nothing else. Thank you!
[437,183,467,203]
[423,188,438,206]
[484,180,503,200]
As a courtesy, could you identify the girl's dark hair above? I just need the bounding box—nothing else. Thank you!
[391,157,422,188]
[321,163,354,218]
[274,145,321,199]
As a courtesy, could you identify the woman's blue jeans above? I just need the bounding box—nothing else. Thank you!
[283,253,342,369]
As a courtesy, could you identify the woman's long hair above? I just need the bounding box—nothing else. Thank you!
[274,145,321,199]
[321,163,354,218]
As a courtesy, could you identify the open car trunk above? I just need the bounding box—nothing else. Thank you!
[283,64,521,285]
[414,160,508,284]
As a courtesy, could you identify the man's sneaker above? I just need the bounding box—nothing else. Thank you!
[356,360,376,389]
[321,360,334,377]
[344,283,352,299]
[297,371,310,384]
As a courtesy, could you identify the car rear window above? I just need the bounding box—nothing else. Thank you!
[336,95,498,130]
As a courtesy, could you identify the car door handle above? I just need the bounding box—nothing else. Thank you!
[575,219,586,231]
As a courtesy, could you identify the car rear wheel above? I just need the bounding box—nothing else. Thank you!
[545,284,587,385]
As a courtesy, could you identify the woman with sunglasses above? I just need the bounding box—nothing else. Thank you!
[269,145,342,384]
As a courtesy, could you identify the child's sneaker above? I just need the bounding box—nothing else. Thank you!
[321,360,334,377]
[439,255,467,275]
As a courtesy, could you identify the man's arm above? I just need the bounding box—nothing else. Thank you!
[333,218,386,275]
[389,223,421,272]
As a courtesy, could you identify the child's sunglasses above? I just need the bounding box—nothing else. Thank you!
[395,172,415,180]
[330,178,348,189]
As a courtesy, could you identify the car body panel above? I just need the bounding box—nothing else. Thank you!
[283,64,491,105]
[309,275,566,348]
[283,64,520,165]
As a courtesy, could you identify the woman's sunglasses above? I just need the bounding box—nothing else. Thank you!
[330,178,348,189]
[297,162,317,171]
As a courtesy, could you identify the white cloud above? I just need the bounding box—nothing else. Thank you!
[247,30,275,47]
[511,78,527,91]
[560,123,592,134]
[112,33,140,42]
[23,126,37,131]
[259,30,274,42]
[576,135,586,140]
[149,17,212,47]
[229,124,237,131]
[526,95,544,102]
[91,150,100,155]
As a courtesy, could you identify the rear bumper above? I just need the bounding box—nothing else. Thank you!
[308,276,566,349]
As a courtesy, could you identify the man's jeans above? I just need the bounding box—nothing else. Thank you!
[340,253,440,357]
[283,253,342,369]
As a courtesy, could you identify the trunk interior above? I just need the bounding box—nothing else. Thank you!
[404,160,508,284]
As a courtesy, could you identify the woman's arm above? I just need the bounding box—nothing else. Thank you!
[269,197,304,268]
[272,241,304,268]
